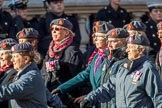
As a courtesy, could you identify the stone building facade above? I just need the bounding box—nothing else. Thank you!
[2,0,162,52]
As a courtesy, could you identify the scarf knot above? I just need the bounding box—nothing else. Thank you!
[48,35,73,58]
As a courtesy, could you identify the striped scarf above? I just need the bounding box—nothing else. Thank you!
[48,35,73,58]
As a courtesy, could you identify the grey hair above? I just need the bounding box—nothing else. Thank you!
[136,45,150,55]
[18,51,42,64]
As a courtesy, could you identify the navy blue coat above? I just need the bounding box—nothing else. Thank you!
[85,56,162,108]
[0,62,47,108]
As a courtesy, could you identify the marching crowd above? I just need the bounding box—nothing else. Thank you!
[0,0,162,108]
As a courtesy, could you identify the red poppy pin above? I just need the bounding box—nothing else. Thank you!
[95,21,100,26]
[93,26,99,32]
[127,24,133,30]
[1,42,6,49]
[128,37,133,43]
[58,19,64,26]
[11,47,15,52]
[159,24,162,29]
[19,31,25,38]
[110,29,117,37]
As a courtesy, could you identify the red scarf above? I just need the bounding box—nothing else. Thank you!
[48,35,73,58]
[87,48,98,65]
[0,63,13,73]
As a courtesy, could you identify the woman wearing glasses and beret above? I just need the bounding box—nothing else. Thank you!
[41,18,84,107]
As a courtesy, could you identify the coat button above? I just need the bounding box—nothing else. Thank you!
[154,43,157,46]
[4,22,8,26]
[123,20,126,23]
[150,26,153,29]
[152,34,156,37]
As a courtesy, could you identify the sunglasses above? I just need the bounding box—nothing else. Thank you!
[51,26,63,31]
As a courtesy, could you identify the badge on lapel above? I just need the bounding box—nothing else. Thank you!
[102,63,106,72]
[131,70,142,84]
[109,65,115,74]
[123,63,128,68]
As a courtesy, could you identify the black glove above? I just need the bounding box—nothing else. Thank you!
[80,99,92,108]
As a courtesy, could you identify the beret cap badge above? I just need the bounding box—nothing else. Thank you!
[160,24,162,29]
[127,24,133,30]
[157,22,162,30]
[11,46,15,52]
[95,21,100,26]
[110,29,117,37]
[19,31,25,38]
[58,19,64,26]
[93,26,99,32]
[128,37,133,43]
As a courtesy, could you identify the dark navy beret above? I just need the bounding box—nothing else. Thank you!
[50,18,73,31]
[127,34,150,46]
[8,0,28,10]
[0,38,17,50]
[93,21,114,33]
[16,28,39,39]
[107,28,129,38]
[127,21,146,32]
[11,43,34,53]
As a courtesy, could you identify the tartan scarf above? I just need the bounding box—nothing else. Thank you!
[0,63,13,74]
[48,35,73,58]
[159,45,162,66]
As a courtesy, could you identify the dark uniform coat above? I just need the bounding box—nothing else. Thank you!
[95,4,130,28]
[85,56,162,108]
[9,15,39,40]
[38,12,81,57]
[100,47,127,108]
[41,43,83,107]
[145,19,161,59]
[0,62,47,108]
[0,9,13,39]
